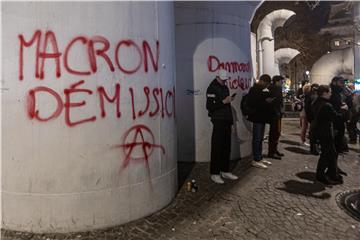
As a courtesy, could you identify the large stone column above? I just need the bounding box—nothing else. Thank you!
[2,1,177,233]
[257,9,296,77]
[262,38,275,76]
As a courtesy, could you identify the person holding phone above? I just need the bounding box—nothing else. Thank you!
[247,74,274,169]
[206,69,238,184]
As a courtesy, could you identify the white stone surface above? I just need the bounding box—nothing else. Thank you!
[2,2,177,233]
[310,48,353,85]
[257,9,296,76]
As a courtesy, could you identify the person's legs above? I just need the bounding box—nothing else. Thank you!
[252,122,265,161]
[309,121,320,155]
[220,124,232,173]
[334,122,346,152]
[317,137,341,183]
[268,117,281,156]
[316,138,331,180]
[210,121,224,175]
[300,117,309,143]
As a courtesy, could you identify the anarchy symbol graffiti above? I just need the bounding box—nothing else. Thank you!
[115,124,165,170]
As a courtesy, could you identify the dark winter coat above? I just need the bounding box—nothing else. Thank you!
[311,97,343,140]
[269,84,283,118]
[330,84,349,124]
[304,92,317,122]
[330,84,343,112]
[206,79,233,124]
[246,83,273,123]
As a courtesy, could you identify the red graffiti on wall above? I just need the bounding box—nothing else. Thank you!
[114,124,165,171]
[207,55,250,73]
[18,30,159,80]
[207,55,251,90]
[26,83,175,127]
[19,29,175,127]
[227,76,252,90]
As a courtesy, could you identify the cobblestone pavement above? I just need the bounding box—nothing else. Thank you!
[2,119,360,240]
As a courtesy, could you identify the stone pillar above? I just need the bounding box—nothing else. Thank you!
[2,1,177,233]
[262,38,275,76]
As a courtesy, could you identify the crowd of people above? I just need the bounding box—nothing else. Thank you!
[206,70,359,185]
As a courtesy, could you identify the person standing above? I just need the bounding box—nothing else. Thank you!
[312,85,345,185]
[247,74,274,169]
[268,75,285,159]
[299,83,311,146]
[206,69,238,184]
[305,83,320,155]
[330,76,348,153]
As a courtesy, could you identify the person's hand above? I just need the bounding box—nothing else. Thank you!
[341,104,348,111]
[222,96,232,104]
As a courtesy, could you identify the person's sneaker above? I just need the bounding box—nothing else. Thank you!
[211,175,225,184]
[251,161,268,169]
[261,159,272,165]
[221,172,238,180]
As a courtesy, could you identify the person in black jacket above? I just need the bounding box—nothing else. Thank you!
[330,76,348,153]
[312,85,347,185]
[267,75,285,159]
[206,69,238,184]
[247,74,274,169]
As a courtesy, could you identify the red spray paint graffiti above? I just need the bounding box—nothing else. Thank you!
[18,30,160,80]
[20,30,175,127]
[26,82,175,127]
[19,29,173,174]
[207,55,250,73]
[207,55,251,91]
[114,124,165,171]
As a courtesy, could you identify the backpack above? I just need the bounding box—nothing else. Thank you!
[241,93,255,118]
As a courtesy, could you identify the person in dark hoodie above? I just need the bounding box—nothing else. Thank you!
[206,69,238,184]
[312,85,347,185]
[247,74,274,169]
[267,75,285,159]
